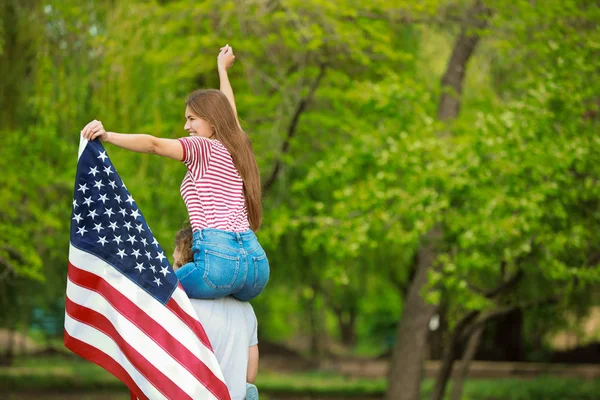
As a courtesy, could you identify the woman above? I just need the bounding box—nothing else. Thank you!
[81,45,269,302]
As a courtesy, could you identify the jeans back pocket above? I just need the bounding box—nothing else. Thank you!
[203,249,241,290]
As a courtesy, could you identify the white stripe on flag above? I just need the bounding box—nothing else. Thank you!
[171,286,206,323]
[64,312,168,400]
[69,244,224,381]
[78,135,89,160]
[66,277,218,399]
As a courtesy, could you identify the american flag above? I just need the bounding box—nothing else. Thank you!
[65,137,231,400]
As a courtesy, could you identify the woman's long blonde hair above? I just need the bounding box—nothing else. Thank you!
[186,89,262,231]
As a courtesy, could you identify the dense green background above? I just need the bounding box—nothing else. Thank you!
[1,0,599,398]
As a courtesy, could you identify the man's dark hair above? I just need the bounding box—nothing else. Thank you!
[174,226,194,265]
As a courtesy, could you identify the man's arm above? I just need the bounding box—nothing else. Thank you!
[247,345,259,384]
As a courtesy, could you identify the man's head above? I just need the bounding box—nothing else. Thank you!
[173,227,194,270]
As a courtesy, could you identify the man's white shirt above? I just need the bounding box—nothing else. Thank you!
[190,297,258,400]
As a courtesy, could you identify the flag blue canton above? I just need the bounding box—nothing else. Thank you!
[70,139,177,304]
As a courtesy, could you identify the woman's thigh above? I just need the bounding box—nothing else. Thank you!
[235,238,270,301]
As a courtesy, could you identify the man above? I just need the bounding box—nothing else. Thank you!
[191,298,259,400]
[173,227,259,400]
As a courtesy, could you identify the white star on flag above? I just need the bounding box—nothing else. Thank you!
[67,138,230,400]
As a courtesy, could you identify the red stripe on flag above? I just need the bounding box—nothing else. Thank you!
[68,262,230,400]
[65,297,190,400]
[64,330,148,400]
[167,286,213,351]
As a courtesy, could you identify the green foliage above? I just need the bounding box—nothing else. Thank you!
[0,0,598,357]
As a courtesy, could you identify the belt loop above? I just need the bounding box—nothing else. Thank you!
[235,232,242,244]
[198,229,204,241]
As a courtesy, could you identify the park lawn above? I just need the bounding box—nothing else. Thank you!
[1,356,600,399]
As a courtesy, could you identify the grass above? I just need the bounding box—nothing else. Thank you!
[2,356,600,399]
[257,369,385,396]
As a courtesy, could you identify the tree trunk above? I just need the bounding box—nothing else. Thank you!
[386,227,440,400]
[309,293,319,361]
[337,308,357,347]
[437,1,491,121]
[0,329,16,367]
[450,325,484,400]
[428,302,448,360]
[308,283,326,367]
[431,311,479,400]
[386,3,490,399]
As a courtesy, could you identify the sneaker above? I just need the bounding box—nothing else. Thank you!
[245,383,259,400]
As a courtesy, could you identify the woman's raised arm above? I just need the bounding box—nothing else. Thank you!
[217,44,240,128]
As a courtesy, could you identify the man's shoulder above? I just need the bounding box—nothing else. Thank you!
[190,297,255,315]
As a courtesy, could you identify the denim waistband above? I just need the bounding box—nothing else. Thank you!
[194,228,255,241]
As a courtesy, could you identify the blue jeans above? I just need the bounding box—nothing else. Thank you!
[175,229,270,301]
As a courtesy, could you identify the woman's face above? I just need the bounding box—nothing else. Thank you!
[184,106,213,138]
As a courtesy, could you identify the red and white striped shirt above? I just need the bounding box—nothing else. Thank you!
[178,136,249,232]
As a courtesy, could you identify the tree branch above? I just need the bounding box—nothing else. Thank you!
[461,297,559,341]
[262,63,327,194]
[0,256,16,282]
[0,245,26,282]
[467,268,524,299]
[354,10,483,28]
[438,0,492,121]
